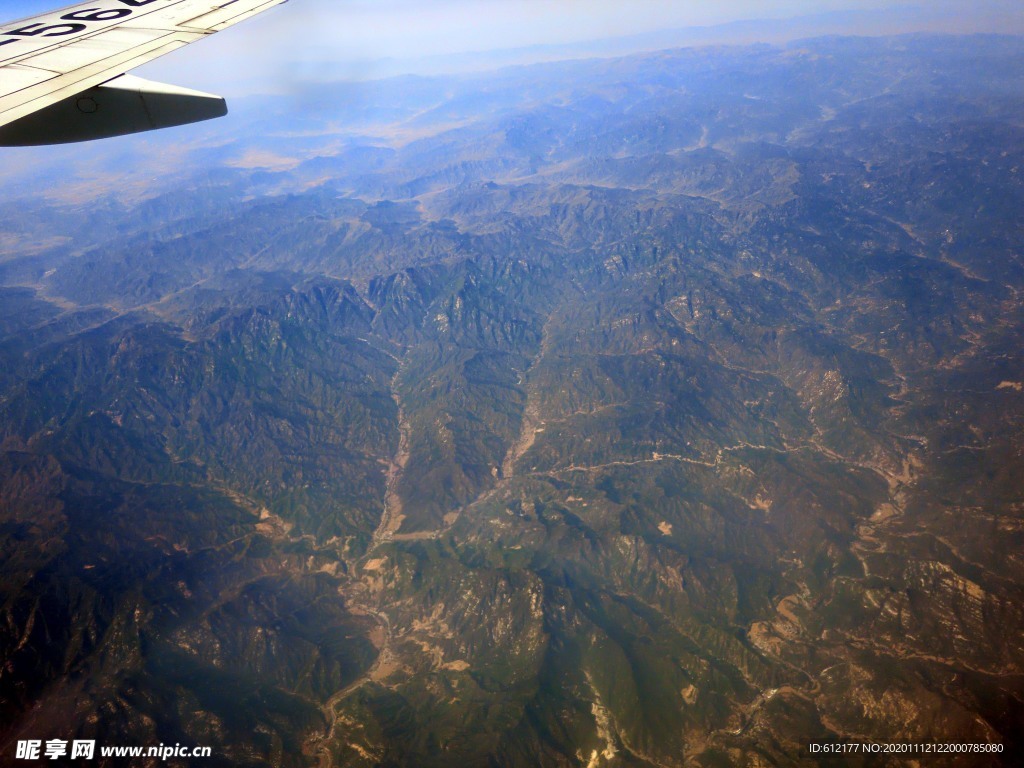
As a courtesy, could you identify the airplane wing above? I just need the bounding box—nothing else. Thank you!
[0,0,288,145]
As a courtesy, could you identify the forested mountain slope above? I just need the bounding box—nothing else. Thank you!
[0,35,1022,767]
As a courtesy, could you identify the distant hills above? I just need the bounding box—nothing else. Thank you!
[337,7,1024,79]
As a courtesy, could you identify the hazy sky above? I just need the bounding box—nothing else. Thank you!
[4,0,1024,91]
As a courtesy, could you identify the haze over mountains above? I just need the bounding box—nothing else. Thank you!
[1,32,1023,767]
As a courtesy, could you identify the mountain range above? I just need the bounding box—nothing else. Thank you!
[0,33,1022,767]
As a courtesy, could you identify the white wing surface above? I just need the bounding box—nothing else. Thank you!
[0,0,288,144]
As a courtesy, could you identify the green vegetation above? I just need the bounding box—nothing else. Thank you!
[1,34,1023,767]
